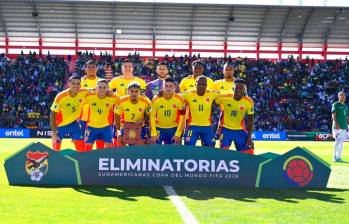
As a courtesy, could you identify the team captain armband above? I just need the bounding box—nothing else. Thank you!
[178,107,186,115]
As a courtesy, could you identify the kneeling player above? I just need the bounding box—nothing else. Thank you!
[215,78,254,154]
[182,76,219,147]
[150,76,186,144]
[84,80,119,151]
[114,82,151,146]
[50,76,88,152]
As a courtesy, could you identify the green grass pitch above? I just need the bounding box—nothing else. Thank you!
[0,139,348,224]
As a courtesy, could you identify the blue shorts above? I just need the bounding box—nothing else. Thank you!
[84,125,113,144]
[219,128,250,151]
[79,120,87,133]
[156,127,177,144]
[184,126,215,147]
[57,121,83,141]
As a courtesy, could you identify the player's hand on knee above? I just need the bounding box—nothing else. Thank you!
[149,136,159,144]
[51,133,61,146]
[116,134,123,145]
[172,136,181,145]
[246,138,254,148]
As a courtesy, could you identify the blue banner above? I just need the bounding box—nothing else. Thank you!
[252,131,287,141]
[0,129,30,138]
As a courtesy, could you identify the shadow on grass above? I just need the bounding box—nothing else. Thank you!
[73,186,169,201]
[173,187,348,203]
[12,184,347,204]
[71,186,347,204]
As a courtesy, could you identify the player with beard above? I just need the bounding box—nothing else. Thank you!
[145,62,179,100]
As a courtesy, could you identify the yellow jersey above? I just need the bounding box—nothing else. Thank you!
[214,79,235,94]
[81,76,100,89]
[115,96,151,123]
[85,93,119,128]
[215,95,254,130]
[109,76,147,96]
[182,91,219,126]
[179,75,214,92]
[50,89,89,127]
[150,93,186,137]
[80,76,101,122]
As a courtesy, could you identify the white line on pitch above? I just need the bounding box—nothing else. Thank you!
[163,185,199,224]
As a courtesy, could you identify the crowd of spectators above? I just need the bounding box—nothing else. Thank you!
[0,52,67,128]
[0,51,348,132]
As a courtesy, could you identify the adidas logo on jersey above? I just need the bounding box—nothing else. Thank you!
[192,99,197,102]
[120,83,125,86]
[125,108,130,112]
[227,104,232,107]
[92,102,97,106]
[66,103,71,106]
[189,85,194,88]
[159,105,164,108]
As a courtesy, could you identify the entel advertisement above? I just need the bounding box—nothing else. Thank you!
[0,129,30,138]
[252,131,287,141]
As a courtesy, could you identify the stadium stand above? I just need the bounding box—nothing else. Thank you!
[0,50,348,131]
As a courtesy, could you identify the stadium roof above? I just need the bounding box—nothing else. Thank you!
[0,0,348,44]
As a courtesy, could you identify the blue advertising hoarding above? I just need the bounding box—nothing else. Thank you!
[0,129,30,138]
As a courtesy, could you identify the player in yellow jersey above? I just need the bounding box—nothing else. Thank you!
[215,78,255,154]
[150,76,186,144]
[179,60,214,92]
[214,62,236,136]
[79,60,105,149]
[182,76,219,146]
[114,82,151,145]
[84,80,119,151]
[81,60,101,89]
[214,62,235,94]
[109,59,147,96]
[50,76,88,152]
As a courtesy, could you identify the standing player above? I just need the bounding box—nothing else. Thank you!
[150,76,186,144]
[215,78,255,154]
[145,62,179,99]
[84,80,119,151]
[109,59,147,96]
[81,60,100,89]
[214,62,235,94]
[182,76,219,147]
[214,62,236,136]
[332,91,348,162]
[179,60,214,92]
[50,76,88,152]
[114,82,151,145]
[80,60,105,149]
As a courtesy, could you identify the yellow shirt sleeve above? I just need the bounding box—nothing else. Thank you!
[207,78,214,91]
[109,77,118,91]
[179,78,187,92]
[136,77,147,93]
[175,97,186,137]
[245,97,254,115]
[50,95,61,112]
[150,98,159,137]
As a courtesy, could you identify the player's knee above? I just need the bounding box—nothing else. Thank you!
[241,148,254,155]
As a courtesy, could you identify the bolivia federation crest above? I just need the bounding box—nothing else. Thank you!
[25,151,49,182]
